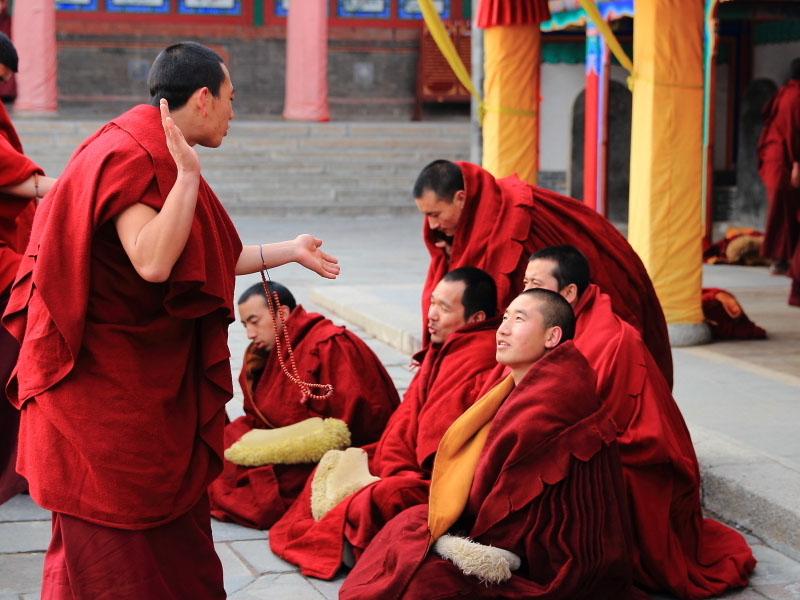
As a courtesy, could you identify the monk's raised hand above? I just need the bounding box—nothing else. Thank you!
[160,99,201,175]
[294,234,340,279]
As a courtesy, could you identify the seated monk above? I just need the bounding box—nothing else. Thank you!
[413,159,672,387]
[523,245,755,598]
[340,289,644,600]
[0,31,58,505]
[208,281,400,529]
[268,267,501,579]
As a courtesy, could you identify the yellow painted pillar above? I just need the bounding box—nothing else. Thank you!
[628,0,708,344]
[482,24,540,185]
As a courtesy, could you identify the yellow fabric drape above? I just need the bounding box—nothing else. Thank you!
[628,0,705,325]
[577,0,633,75]
[427,374,515,546]
[482,25,541,184]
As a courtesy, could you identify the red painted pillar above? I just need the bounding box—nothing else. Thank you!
[11,0,57,113]
[583,21,609,215]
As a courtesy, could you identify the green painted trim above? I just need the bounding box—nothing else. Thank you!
[254,0,264,25]
[541,41,584,64]
[754,20,800,45]
[462,0,471,20]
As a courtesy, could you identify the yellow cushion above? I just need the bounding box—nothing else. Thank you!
[224,417,351,466]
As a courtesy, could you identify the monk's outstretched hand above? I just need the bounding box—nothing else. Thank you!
[160,99,200,175]
[294,234,340,279]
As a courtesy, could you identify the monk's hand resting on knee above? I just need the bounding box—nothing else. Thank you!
[293,234,340,279]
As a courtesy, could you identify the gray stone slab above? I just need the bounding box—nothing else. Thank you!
[307,573,348,600]
[386,364,416,394]
[749,545,800,586]
[0,522,52,553]
[228,573,326,600]
[211,519,266,543]
[231,540,297,574]
[0,495,50,523]
[674,349,800,466]
[0,552,44,594]
[216,543,256,595]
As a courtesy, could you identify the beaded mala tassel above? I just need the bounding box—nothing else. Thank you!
[259,251,334,403]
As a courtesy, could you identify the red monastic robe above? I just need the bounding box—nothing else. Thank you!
[421,161,673,387]
[209,305,400,530]
[268,317,500,579]
[757,79,800,265]
[2,105,242,531]
[340,342,644,600]
[790,242,800,307]
[0,100,44,505]
[573,284,755,598]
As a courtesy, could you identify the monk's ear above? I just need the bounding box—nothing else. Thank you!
[193,86,210,116]
[278,304,292,323]
[544,325,562,350]
[560,283,579,306]
[466,310,486,324]
[453,190,466,210]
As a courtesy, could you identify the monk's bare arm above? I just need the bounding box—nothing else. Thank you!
[236,235,340,278]
[115,100,201,283]
[0,174,57,199]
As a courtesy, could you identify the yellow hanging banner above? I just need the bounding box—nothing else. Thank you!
[417,0,482,105]
[577,0,633,74]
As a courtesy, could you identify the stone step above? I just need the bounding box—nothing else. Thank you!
[12,116,472,215]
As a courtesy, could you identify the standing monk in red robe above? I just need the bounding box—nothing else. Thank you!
[413,159,673,387]
[269,267,500,579]
[524,245,755,599]
[208,280,400,530]
[0,32,57,506]
[340,289,643,600]
[1,42,340,599]
[758,58,800,279]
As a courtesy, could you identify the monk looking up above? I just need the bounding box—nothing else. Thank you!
[413,158,673,387]
[340,289,642,600]
[209,280,400,530]
[0,32,58,506]
[1,42,339,599]
[269,267,501,579]
[524,245,755,598]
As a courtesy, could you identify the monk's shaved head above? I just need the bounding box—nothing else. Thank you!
[239,281,296,312]
[529,245,590,299]
[413,160,464,203]
[519,288,575,343]
[792,58,800,81]
[442,267,497,319]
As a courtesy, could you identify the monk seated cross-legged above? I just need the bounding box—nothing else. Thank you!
[413,159,673,387]
[340,288,644,600]
[523,245,756,598]
[269,267,501,579]
[208,281,400,530]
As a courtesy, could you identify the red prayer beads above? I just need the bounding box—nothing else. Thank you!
[260,266,334,403]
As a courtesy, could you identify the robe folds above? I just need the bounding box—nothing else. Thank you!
[421,161,672,388]
[268,317,500,579]
[2,104,243,529]
[573,284,755,598]
[42,494,225,600]
[0,100,42,293]
[340,342,645,600]
[0,101,44,505]
[208,305,400,530]
[757,79,800,264]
